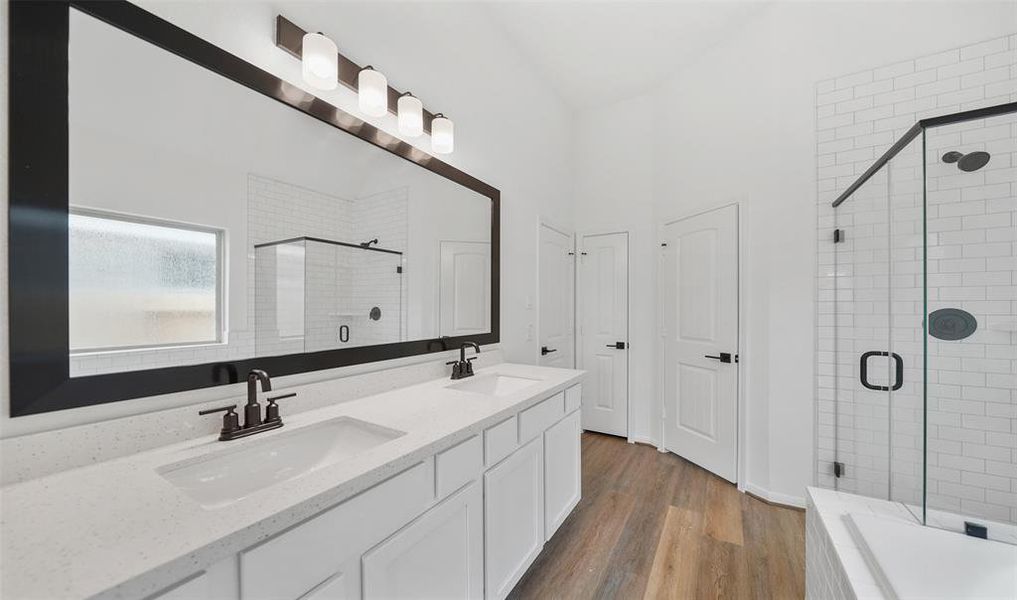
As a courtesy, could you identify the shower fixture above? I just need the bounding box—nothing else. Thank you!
[941,150,991,172]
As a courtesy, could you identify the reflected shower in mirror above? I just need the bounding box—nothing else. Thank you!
[67,8,492,377]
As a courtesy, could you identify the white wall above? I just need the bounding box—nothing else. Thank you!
[0,1,574,438]
[574,1,1017,505]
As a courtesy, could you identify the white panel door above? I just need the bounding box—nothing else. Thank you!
[543,410,581,540]
[484,437,544,600]
[439,241,491,337]
[362,482,483,600]
[539,223,575,368]
[661,205,739,482]
[578,232,628,437]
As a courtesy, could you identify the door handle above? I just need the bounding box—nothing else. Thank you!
[860,351,903,391]
[541,346,557,356]
[705,352,733,363]
[606,342,626,349]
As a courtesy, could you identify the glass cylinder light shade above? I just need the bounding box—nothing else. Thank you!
[431,114,454,154]
[301,33,338,90]
[398,94,424,137]
[358,67,389,117]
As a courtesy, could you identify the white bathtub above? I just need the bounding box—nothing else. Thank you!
[847,512,1017,600]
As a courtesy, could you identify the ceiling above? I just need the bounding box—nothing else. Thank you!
[484,1,772,110]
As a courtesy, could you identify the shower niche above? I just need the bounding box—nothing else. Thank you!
[818,102,1017,541]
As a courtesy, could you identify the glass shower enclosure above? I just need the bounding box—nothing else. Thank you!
[818,101,1017,543]
[254,237,405,356]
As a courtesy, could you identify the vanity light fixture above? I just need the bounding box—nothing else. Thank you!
[358,66,388,117]
[300,32,338,90]
[398,92,424,137]
[431,114,454,154]
[276,16,455,154]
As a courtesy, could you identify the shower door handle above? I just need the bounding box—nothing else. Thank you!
[860,351,903,391]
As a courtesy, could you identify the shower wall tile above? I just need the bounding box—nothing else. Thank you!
[816,32,1017,525]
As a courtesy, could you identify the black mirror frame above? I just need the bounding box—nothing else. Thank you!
[8,0,500,416]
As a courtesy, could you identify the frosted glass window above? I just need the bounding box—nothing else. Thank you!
[69,211,222,351]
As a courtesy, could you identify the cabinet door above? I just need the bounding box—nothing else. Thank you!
[240,461,434,600]
[362,482,483,599]
[484,437,544,600]
[544,410,581,540]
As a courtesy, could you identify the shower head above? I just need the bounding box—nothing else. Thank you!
[942,150,991,172]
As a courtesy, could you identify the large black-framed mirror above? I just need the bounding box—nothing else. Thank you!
[9,0,500,417]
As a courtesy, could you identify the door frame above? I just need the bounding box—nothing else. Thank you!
[657,202,746,488]
[535,218,576,367]
[576,229,631,441]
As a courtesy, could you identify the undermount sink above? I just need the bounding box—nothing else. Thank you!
[158,417,405,509]
[448,374,542,397]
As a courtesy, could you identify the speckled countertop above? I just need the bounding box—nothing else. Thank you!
[0,363,583,600]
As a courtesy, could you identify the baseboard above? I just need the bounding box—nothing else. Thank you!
[743,482,807,510]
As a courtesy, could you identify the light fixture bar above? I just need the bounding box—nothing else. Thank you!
[276,15,436,135]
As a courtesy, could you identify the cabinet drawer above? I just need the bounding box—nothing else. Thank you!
[436,435,482,499]
[564,384,582,414]
[240,460,434,600]
[518,392,565,443]
[484,415,518,467]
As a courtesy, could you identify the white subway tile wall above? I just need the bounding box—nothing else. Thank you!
[816,34,1017,525]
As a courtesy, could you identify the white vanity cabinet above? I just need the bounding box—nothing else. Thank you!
[239,460,436,600]
[363,482,483,599]
[543,409,581,540]
[150,383,582,600]
[483,437,545,600]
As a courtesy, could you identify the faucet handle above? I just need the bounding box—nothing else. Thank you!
[265,393,295,423]
[198,404,240,437]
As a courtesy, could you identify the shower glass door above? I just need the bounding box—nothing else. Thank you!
[830,160,894,501]
[828,134,925,511]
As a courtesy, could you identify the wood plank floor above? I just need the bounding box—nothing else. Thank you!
[509,433,805,600]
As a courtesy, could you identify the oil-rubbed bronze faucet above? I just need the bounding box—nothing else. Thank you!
[447,342,480,380]
[198,370,295,441]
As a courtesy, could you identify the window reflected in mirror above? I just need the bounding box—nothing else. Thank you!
[69,210,222,352]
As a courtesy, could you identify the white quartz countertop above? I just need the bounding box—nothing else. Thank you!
[0,363,583,600]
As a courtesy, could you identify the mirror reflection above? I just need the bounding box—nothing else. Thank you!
[67,9,492,377]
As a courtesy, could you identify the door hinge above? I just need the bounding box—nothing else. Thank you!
[833,228,844,243]
[833,461,845,478]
